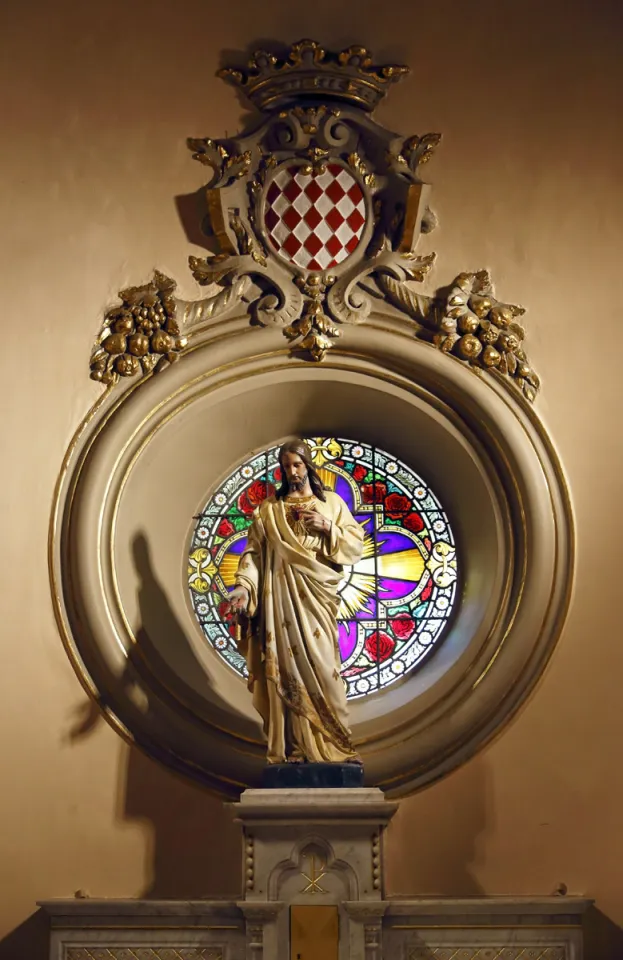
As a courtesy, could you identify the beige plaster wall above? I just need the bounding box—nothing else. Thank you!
[1,0,622,955]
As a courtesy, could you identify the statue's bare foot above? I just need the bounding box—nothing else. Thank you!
[286,755,305,764]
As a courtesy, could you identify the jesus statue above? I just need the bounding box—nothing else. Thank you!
[224,440,364,765]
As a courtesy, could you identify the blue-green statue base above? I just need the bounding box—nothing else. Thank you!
[261,762,364,789]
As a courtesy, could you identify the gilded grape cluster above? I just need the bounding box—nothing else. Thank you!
[433,271,540,402]
[90,271,186,385]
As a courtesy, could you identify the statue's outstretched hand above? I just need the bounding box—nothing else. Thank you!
[301,509,331,535]
[223,585,250,618]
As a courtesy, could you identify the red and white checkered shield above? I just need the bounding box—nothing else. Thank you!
[263,163,367,272]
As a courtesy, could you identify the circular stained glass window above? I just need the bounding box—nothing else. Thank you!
[188,438,459,699]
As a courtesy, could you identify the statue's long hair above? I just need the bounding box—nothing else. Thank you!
[276,440,327,501]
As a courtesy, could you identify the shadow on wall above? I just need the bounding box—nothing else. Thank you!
[121,745,242,898]
[386,755,491,896]
[583,906,623,959]
[49,533,243,904]
[0,911,49,960]
[130,532,219,708]
[121,532,242,897]
[10,526,622,954]
[4,539,623,957]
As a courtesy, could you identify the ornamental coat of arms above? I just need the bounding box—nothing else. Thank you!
[90,39,539,401]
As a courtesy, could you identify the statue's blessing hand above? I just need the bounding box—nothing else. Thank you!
[223,585,249,617]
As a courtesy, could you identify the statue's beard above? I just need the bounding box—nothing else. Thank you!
[288,471,308,492]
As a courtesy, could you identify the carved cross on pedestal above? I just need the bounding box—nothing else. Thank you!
[299,853,328,894]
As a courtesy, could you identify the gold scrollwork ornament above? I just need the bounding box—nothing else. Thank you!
[87,40,541,402]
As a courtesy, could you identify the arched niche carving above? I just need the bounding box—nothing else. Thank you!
[268,836,358,903]
[50,312,573,797]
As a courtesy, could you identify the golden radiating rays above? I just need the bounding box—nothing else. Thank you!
[318,466,337,490]
[337,545,424,617]
[339,572,377,618]
[220,537,424,616]
[219,553,240,587]
[357,548,425,583]
[362,533,375,559]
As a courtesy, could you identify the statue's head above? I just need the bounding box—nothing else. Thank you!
[276,439,327,501]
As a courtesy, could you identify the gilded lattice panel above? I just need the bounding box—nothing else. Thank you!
[65,949,223,960]
[408,947,566,960]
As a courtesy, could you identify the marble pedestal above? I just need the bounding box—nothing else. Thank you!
[234,786,397,960]
[39,787,591,960]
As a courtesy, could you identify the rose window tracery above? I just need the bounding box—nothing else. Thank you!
[188,438,458,699]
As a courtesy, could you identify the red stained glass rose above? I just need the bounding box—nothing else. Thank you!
[391,615,415,640]
[237,492,254,515]
[247,480,275,506]
[384,492,411,519]
[218,598,232,621]
[364,630,396,663]
[218,597,239,633]
[217,518,234,538]
[353,464,367,481]
[404,512,425,533]
[361,481,387,504]
[273,467,282,481]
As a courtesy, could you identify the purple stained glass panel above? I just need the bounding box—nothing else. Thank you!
[338,622,358,661]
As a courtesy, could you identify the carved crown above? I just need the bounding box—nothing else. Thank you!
[217,39,409,112]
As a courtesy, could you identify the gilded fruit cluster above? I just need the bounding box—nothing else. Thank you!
[433,271,540,402]
[89,272,186,385]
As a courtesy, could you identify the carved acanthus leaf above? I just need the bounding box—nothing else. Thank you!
[347,152,376,188]
[229,215,268,267]
[299,146,331,176]
[400,250,437,282]
[188,216,269,284]
[189,253,237,286]
[250,154,278,198]
[388,132,442,181]
[187,137,252,187]
[284,275,339,361]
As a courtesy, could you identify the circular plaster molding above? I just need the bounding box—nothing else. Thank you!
[50,312,573,798]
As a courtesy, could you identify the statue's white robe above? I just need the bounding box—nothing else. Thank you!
[235,491,364,763]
